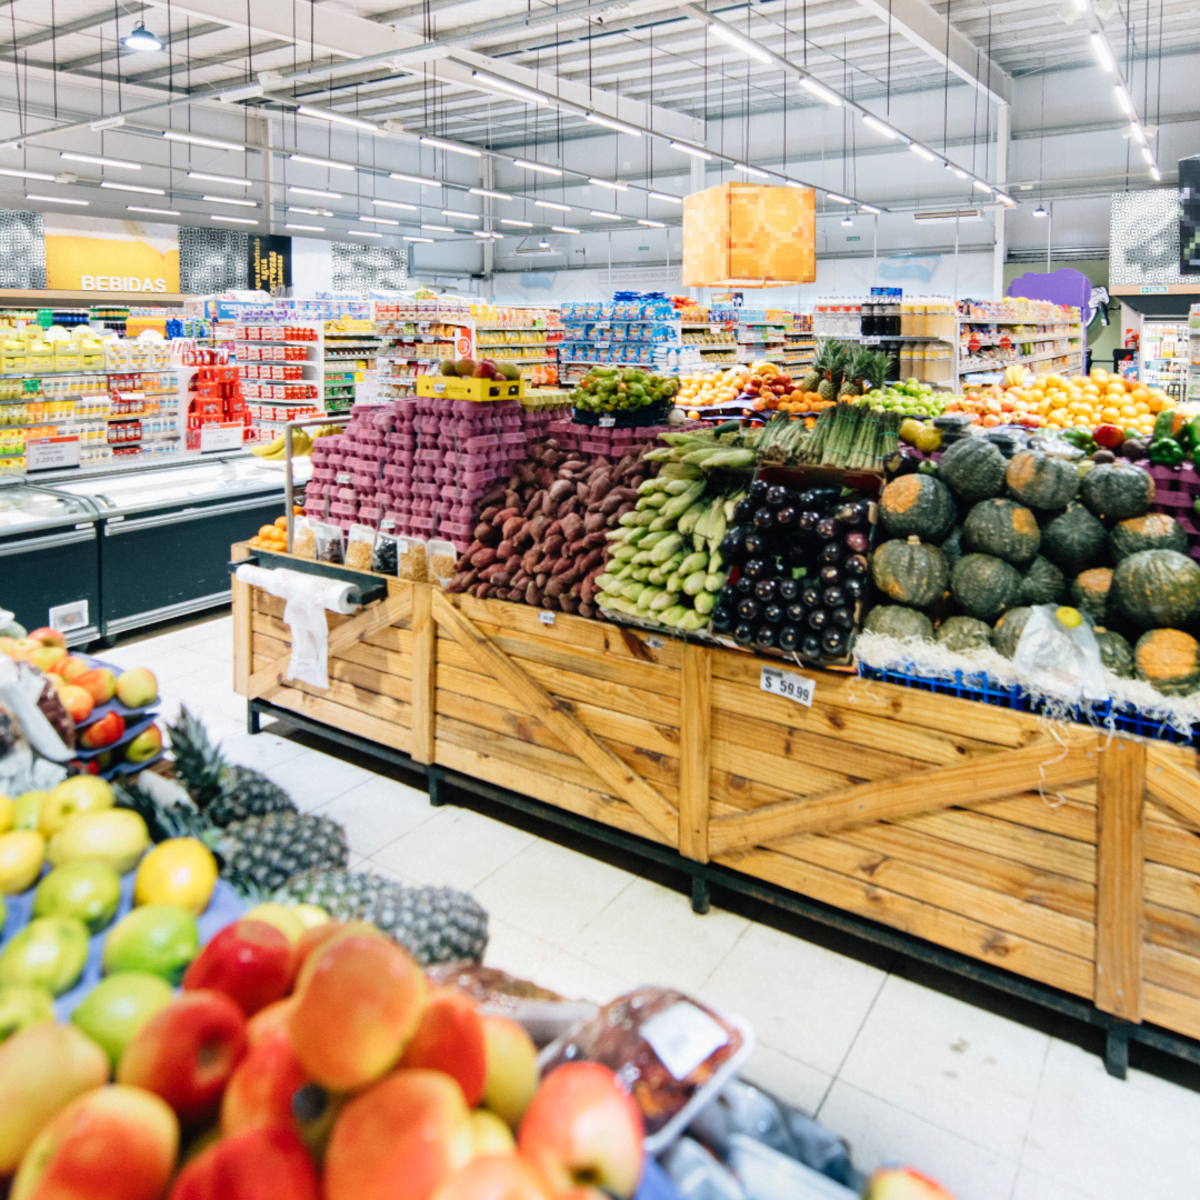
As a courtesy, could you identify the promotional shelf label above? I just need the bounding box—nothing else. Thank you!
[760,665,815,707]
[27,435,80,471]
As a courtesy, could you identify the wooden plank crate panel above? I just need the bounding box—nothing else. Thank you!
[259,684,413,755]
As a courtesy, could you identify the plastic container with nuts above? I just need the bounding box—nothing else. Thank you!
[393,536,427,582]
[427,539,458,589]
[345,525,375,571]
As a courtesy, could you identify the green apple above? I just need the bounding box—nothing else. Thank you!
[0,984,56,1042]
[33,861,122,934]
[70,972,173,1066]
[0,916,90,995]
[103,904,199,984]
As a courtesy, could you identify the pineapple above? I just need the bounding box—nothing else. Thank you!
[799,340,832,394]
[861,349,889,396]
[839,346,866,398]
[818,342,847,402]
[168,706,296,826]
[275,869,489,966]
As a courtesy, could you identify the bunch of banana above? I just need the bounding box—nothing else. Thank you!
[311,424,344,438]
[251,428,313,459]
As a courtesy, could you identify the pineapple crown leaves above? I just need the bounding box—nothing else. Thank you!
[166,705,230,810]
[862,349,889,390]
[114,780,214,843]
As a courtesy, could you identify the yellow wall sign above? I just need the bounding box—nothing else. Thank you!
[44,214,180,293]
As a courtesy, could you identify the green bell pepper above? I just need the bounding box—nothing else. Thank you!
[1150,437,1186,467]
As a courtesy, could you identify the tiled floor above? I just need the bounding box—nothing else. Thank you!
[106,611,1200,1200]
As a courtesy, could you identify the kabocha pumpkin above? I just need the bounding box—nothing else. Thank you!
[950,553,1022,621]
[936,616,993,653]
[1109,513,1187,561]
[940,526,965,572]
[1041,504,1108,575]
[1093,628,1134,678]
[1005,450,1079,511]
[863,604,935,641]
[993,606,1032,658]
[1020,555,1066,606]
[1070,568,1114,624]
[871,536,949,608]
[878,474,956,541]
[937,437,1007,503]
[1134,628,1200,695]
[1079,462,1154,521]
[963,499,1041,565]
[1111,548,1200,628]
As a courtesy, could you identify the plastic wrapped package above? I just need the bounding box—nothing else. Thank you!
[726,1136,858,1200]
[661,1138,745,1200]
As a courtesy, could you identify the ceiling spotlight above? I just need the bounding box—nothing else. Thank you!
[945,163,969,180]
[442,209,480,220]
[826,192,851,204]
[538,239,550,248]
[26,193,88,205]
[589,210,623,221]
[470,71,547,106]
[860,204,882,214]
[0,168,56,181]
[534,200,572,212]
[204,194,257,207]
[421,224,455,232]
[121,23,163,52]
[648,191,683,204]
[908,142,937,162]
[1090,33,1115,72]
[1033,204,1048,217]
[589,177,628,192]
[841,215,853,227]
[638,218,666,228]
[288,186,340,200]
[349,231,383,237]
[210,214,257,224]
[1150,166,1162,181]
[551,225,580,234]
[361,216,400,225]
[972,179,993,193]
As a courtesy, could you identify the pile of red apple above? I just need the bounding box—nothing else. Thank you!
[0,917,645,1200]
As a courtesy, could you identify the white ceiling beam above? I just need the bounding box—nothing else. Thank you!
[850,0,1011,106]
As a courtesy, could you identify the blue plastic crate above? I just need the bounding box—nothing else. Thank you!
[1067,697,1199,747]
[857,662,1030,711]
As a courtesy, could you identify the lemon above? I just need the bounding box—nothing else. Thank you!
[0,830,45,894]
[244,902,306,945]
[40,776,115,838]
[0,795,12,835]
[134,838,218,914]
[293,903,330,930]
[1056,605,1084,629]
[48,809,149,875]
[12,791,49,831]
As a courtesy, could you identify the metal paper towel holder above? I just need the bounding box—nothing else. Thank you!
[228,549,389,608]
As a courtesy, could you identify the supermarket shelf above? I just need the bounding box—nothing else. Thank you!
[476,325,559,332]
[231,339,319,346]
[476,340,556,348]
[959,319,1074,328]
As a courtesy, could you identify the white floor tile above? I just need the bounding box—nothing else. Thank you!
[472,839,634,948]
[570,876,749,994]
[315,774,437,857]
[261,748,374,812]
[372,806,535,891]
[838,975,1049,1161]
[819,1081,1019,1200]
[700,922,888,1077]
[215,729,308,773]
[739,1044,834,1116]
[1011,1168,1099,1200]
[533,949,628,1005]
[1021,1039,1200,1199]
[484,917,562,981]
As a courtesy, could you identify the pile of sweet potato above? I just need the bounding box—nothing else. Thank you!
[445,438,655,615]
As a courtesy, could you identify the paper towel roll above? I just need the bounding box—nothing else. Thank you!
[235,564,359,614]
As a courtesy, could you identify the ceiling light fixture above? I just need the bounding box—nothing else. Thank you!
[286,223,324,231]
[908,142,937,162]
[421,224,454,232]
[1115,86,1133,114]
[734,162,770,178]
[995,193,1015,207]
[862,114,898,139]
[589,177,628,191]
[162,130,244,152]
[512,158,562,175]
[288,186,340,200]
[534,199,571,212]
[470,187,510,200]
[584,113,643,137]
[972,179,993,193]
[637,218,665,228]
[390,172,439,187]
[100,181,165,195]
[860,203,882,214]
[670,141,712,159]
[442,209,480,220]
[1033,204,1048,217]
[469,71,548,106]
[551,225,580,233]
[349,230,383,237]
[403,236,434,243]
[1141,145,1155,163]
[0,167,55,181]
[219,83,265,103]
[361,216,400,225]
[708,22,772,65]
[420,136,480,157]
[1090,33,1115,72]
[648,191,684,204]
[501,218,533,227]
[121,23,163,52]
[1150,166,1162,181]
[374,199,418,210]
[127,206,180,215]
[841,215,853,226]
[798,77,841,106]
[296,105,383,135]
[187,171,251,187]
[472,230,503,238]
[90,115,125,131]
[590,210,623,220]
[205,194,257,206]
[211,214,257,224]
[538,239,550,248]
[945,163,969,179]
[61,152,140,170]
[290,154,355,172]
[826,192,852,204]
[26,193,87,205]
[1130,121,1146,144]
[288,206,325,215]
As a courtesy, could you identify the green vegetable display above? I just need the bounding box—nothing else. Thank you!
[571,367,680,414]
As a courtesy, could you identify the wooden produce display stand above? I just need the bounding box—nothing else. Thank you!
[232,544,1200,1078]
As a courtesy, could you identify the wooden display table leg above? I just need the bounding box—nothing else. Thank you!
[691,874,711,915]
[1105,1023,1132,1080]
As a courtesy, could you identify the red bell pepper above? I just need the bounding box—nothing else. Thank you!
[1092,423,1126,450]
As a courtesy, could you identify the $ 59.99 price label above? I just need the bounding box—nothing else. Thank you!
[760,665,815,707]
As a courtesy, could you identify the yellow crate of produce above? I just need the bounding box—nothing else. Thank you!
[416,375,524,402]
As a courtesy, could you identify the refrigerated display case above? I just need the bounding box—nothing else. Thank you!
[0,479,101,644]
[52,458,287,638]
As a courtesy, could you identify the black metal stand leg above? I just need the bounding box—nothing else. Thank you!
[691,874,711,915]
[247,703,260,735]
[1105,1026,1130,1079]
[428,767,446,807]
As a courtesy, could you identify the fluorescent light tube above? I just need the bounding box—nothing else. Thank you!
[862,114,898,139]
[61,152,140,170]
[187,172,251,187]
[1090,33,1115,72]
[220,84,265,103]
[0,167,55,181]
[403,236,434,242]
[945,163,969,179]
[1141,145,1154,163]
[708,22,772,65]
[1115,86,1132,113]
[972,179,993,193]
[296,105,382,134]
[361,216,399,225]
[551,225,580,233]
[288,207,325,215]
[286,224,324,231]
[860,203,882,214]
[500,218,533,227]
[637,218,665,227]
[288,187,340,200]
[534,200,571,212]
[649,191,683,204]
[420,136,480,157]
[26,193,87,204]
[908,142,937,162]
[470,187,510,200]
[1151,166,1162,181]
[472,230,503,238]
[421,224,454,232]
[734,162,769,178]
[390,172,439,187]
[100,182,165,195]
[590,210,622,220]
[205,194,257,206]
[90,115,126,131]
[799,77,841,106]
[443,209,480,220]
[211,215,257,224]
[826,192,851,204]
[585,113,642,136]
[127,206,180,215]
[513,158,562,175]
[290,154,354,172]
[374,199,418,210]
[470,71,547,106]
[162,130,244,151]
[670,141,712,159]
[1130,121,1146,144]
[589,177,628,191]
[349,230,382,237]
[995,193,1015,207]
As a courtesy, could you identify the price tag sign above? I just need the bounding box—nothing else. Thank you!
[598,415,616,428]
[760,665,815,707]
[26,436,80,471]
[538,610,555,625]
[199,423,244,453]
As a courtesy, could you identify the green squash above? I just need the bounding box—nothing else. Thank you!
[871,536,949,608]
[1070,567,1114,624]
[940,526,965,572]
[1040,504,1109,575]
[863,604,935,641]
[1134,628,1200,695]
[963,498,1041,565]
[879,474,956,542]
[936,616,993,653]
[1005,450,1079,511]
[937,437,1007,503]
[1109,513,1187,561]
[1111,548,1200,628]
[1079,462,1155,521]
[1019,555,1067,606]
[950,553,1023,621]
[1093,628,1134,678]
[993,606,1033,658]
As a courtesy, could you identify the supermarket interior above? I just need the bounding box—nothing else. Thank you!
[0,1,1199,1198]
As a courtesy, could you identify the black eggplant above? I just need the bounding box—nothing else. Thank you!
[799,487,840,514]
[774,505,798,531]
[754,578,778,602]
[796,511,821,535]
[831,606,855,629]
[733,622,756,645]
[843,577,866,601]
[821,628,848,656]
[737,596,761,621]
[822,586,846,609]
[752,506,775,530]
[718,526,749,562]
[807,607,829,631]
[778,625,801,653]
[735,575,755,595]
[756,624,778,648]
[733,497,758,523]
[743,532,772,559]
[836,500,869,528]
[785,602,806,624]
[801,633,823,658]
[766,484,790,508]
[800,585,822,608]
[844,530,870,555]
[742,557,768,580]
[764,602,784,624]
[778,578,800,602]
[710,602,735,632]
[819,565,842,587]
[818,542,843,566]
[815,517,838,540]
[842,554,870,578]
[748,478,771,501]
